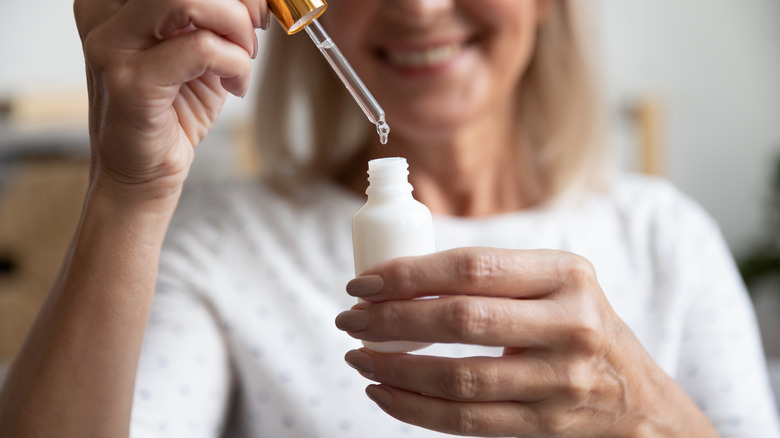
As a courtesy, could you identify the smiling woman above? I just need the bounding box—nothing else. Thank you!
[258,0,606,211]
[0,0,778,437]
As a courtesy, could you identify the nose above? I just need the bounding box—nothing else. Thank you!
[385,0,457,25]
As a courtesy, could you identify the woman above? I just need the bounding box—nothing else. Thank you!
[0,0,777,436]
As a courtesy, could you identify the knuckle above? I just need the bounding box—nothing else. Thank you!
[566,300,606,354]
[73,0,105,41]
[562,253,597,290]
[443,363,480,400]
[449,405,479,435]
[164,0,197,17]
[190,30,219,56]
[559,360,593,401]
[376,303,405,339]
[446,298,491,341]
[385,258,416,295]
[82,31,111,70]
[539,412,575,436]
[569,318,603,354]
[455,250,501,289]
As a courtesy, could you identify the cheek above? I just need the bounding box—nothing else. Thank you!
[473,0,540,72]
[485,3,539,84]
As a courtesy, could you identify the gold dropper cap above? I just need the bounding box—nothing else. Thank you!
[268,0,328,35]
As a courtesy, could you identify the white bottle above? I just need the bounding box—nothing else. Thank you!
[352,157,435,353]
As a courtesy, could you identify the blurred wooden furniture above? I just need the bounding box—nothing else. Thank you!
[629,96,665,176]
[0,158,89,361]
[0,87,90,362]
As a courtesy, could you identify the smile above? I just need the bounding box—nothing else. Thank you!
[383,43,464,69]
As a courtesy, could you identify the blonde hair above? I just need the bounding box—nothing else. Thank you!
[255,1,609,204]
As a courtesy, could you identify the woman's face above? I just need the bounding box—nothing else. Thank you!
[321,0,551,144]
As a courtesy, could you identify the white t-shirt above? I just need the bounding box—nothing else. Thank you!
[130,174,780,437]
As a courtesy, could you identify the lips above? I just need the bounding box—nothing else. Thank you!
[383,43,464,69]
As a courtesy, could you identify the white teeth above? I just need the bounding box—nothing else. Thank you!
[387,44,462,68]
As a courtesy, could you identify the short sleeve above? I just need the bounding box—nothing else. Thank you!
[666,191,780,436]
[129,211,234,438]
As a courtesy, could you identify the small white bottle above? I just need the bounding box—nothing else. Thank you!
[352,157,435,353]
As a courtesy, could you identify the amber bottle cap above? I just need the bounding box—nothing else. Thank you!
[267,0,328,34]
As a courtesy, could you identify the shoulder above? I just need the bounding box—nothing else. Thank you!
[610,174,708,218]
[601,174,735,287]
[606,173,721,240]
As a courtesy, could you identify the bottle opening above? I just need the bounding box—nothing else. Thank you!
[366,157,413,196]
[368,157,406,171]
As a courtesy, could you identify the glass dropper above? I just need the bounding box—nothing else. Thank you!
[304,19,390,145]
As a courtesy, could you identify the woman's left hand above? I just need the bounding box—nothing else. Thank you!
[336,248,718,437]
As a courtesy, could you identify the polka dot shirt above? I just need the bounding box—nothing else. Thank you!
[129,174,780,437]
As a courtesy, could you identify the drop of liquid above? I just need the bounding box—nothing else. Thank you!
[376,120,390,145]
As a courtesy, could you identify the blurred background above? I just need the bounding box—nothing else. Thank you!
[0,0,778,407]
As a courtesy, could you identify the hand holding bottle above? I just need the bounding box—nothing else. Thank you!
[73,0,268,202]
[336,248,719,437]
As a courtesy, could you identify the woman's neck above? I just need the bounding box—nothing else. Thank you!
[340,106,543,217]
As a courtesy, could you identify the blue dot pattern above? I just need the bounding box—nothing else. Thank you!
[129,175,780,437]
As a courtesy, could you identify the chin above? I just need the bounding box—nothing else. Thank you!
[384,98,486,141]
[386,118,470,147]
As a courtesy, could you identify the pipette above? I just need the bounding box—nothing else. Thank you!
[267,0,390,144]
[304,20,389,145]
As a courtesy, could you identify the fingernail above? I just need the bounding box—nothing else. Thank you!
[345,349,374,376]
[335,310,370,332]
[366,385,392,410]
[252,34,259,59]
[346,275,384,297]
[261,11,271,30]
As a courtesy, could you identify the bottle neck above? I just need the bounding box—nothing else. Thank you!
[365,157,414,198]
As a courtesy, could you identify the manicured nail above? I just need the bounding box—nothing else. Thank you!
[335,310,370,332]
[345,349,374,376]
[261,10,271,30]
[346,275,384,297]
[366,385,392,410]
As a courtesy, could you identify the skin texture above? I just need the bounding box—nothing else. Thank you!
[0,0,720,437]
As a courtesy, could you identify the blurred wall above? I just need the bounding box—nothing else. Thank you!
[0,2,84,95]
[595,0,780,256]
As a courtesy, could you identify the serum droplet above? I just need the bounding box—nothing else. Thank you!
[376,120,390,145]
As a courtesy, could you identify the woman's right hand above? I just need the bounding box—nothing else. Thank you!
[73,0,269,201]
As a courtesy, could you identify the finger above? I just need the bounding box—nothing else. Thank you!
[74,0,124,42]
[347,349,554,403]
[106,27,251,106]
[148,29,252,97]
[236,0,270,29]
[337,296,569,347]
[364,384,535,437]
[357,247,598,302]
[110,0,257,57]
[173,76,229,145]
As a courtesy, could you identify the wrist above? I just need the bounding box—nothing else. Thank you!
[81,173,182,248]
[88,170,183,214]
[625,351,718,437]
